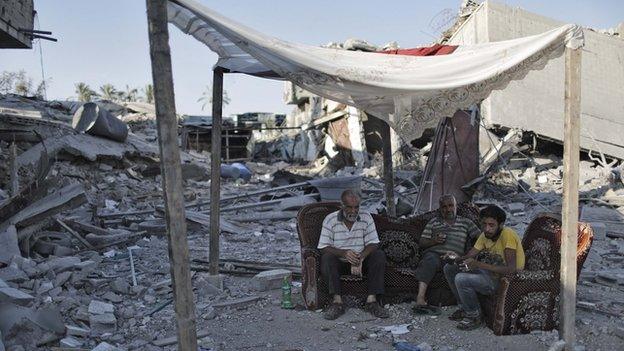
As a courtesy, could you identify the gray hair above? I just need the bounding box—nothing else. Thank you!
[341,189,361,204]
[439,194,457,205]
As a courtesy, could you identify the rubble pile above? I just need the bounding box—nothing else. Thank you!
[1,92,623,350]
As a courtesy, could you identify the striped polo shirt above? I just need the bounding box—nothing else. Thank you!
[421,215,480,255]
[318,210,380,252]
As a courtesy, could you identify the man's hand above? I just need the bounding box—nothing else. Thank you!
[433,232,446,244]
[441,251,459,262]
[343,250,361,265]
[350,262,363,277]
[462,258,481,270]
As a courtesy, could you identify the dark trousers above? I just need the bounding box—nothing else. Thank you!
[414,251,442,285]
[320,249,386,296]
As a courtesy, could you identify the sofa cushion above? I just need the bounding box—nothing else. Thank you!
[378,229,421,268]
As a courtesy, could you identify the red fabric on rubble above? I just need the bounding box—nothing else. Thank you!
[379,44,458,57]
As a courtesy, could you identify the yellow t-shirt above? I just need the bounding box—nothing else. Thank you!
[474,227,525,269]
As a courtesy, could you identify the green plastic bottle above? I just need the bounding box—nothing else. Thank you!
[281,275,294,309]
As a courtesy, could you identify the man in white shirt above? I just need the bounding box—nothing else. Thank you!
[318,189,389,320]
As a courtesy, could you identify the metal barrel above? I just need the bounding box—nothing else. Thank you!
[72,102,129,142]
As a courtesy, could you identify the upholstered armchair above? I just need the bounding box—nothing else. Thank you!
[296,201,480,310]
[480,213,594,335]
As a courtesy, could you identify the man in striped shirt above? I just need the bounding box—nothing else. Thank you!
[412,194,480,315]
[318,189,389,320]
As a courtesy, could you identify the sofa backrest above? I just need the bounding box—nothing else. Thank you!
[296,202,341,249]
[296,201,481,269]
[522,213,594,278]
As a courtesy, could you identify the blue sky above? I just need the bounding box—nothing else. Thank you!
[1,0,621,116]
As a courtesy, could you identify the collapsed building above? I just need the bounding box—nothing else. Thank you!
[1,0,624,350]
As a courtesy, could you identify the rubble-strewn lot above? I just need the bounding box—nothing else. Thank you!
[0,94,623,351]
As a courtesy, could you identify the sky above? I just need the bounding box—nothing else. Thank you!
[1,0,622,117]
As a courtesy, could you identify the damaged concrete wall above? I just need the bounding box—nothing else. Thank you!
[448,1,624,159]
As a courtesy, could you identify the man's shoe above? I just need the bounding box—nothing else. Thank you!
[456,316,482,330]
[448,309,465,321]
[364,302,390,319]
[323,303,345,320]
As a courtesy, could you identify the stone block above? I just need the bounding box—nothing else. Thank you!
[109,277,130,295]
[66,324,90,337]
[0,266,28,283]
[91,341,123,351]
[88,300,114,315]
[251,269,292,291]
[60,336,83,348]
[0,287,34,306]
[47,256,81,273]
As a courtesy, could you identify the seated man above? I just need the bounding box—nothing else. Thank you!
[318,189,389,320]
[412,194,480,315]
[443,205,525,330]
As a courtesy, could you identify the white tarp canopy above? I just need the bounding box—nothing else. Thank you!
[167,0,584,141]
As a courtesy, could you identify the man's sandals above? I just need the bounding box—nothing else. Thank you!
[323,303,345,320]
[364,302,390,318]
[456,316,483,330]
[412,304,441,316]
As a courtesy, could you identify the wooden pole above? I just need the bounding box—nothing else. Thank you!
[209,67,224,275]
[9,142,19,196]
[560,46,581,350]
[145,1,198,349]
[380,120,396,217]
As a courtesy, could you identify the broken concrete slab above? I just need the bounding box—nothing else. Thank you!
[36,281,54,295]
[152,330,211,347]
[0,266,28,284]
[109,277,130,295]
[47,256,81,274]
[88,300,114,315]
[0,303,65,336]
[89,313,117,334]
[211,296,263,310]
[65,324,90,337]
[0,287,34,306]
[60,336,83,348]
[3,183,87,231]
[0,226,20,265]
[251,269,292,291]
[91,341,124,351]
[507,202,526,215]
[54,271,72,287]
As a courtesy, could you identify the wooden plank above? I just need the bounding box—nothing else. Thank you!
[210,67,225,276]
[560,46,581,350]
[9,143,18,196]
[63,220,111,236]
[56,219,94,250]
[145,1,198,350]
[379,118,396,217]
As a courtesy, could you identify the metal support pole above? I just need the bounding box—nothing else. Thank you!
[380,119,396,217]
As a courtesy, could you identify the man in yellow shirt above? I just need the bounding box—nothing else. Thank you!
[442,205,525,330]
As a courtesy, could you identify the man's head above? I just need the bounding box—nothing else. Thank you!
[341,189,361,222]
[479,205,507,239]
[439,194,457,220]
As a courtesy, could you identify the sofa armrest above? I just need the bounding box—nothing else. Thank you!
[489,270,559,335]
[301,247,320,259]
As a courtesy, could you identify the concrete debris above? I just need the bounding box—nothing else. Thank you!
[1,70,622,351]
[91,341,124,351]
[0,226,20,264]
[0,286,34,306]
[251,269,292,291]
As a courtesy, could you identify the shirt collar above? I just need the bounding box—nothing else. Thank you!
[338,210,361,223]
